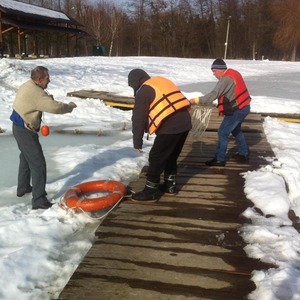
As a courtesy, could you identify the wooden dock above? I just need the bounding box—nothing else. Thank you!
[67,90,135,109]
[66,89,300,123]
[59,110,275,300]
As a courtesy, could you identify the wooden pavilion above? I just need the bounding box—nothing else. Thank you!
[0,0,87,58]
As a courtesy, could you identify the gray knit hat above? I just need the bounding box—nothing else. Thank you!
[211,58,227,70]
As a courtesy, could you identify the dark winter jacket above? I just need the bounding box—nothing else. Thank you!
[128,68,192,149]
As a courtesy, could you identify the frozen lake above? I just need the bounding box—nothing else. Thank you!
[181,71,300,99]
[0,129,132,205]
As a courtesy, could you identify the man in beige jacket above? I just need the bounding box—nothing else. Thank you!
[10,66,77,209]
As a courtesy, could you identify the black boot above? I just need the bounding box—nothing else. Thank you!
[160,174,177,196]
[32,196,53,210]
[131,180,159,203]
[205,158,226,166]
[17,185,32,197]
[233,149,250,163]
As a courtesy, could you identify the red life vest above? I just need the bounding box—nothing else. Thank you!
[217,69,251,116]
[143,76,191,134]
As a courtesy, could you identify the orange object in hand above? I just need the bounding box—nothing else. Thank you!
[41,125,50,136]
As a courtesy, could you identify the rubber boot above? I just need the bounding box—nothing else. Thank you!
[131,180,159,203]
[162,174,177,196]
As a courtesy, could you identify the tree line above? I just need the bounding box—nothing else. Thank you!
[17,0,300,61]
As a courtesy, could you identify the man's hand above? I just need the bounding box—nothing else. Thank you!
[135,148,143,153]
[189,97,200,105]
[68,102,77,108]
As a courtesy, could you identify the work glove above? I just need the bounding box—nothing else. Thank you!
[189,97,200,105]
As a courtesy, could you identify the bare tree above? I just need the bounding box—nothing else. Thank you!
[272,0,300,61]
[108,5,124,56]
[87,4,106,47]
[127,0,149,56]
[173,0,195,57]
[11,0,291,59]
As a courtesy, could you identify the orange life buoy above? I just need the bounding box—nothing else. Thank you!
[63,180,126,212]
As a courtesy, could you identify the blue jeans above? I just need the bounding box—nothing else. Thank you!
[216,105,250,161]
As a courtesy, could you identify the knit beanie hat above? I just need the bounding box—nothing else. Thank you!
[211,58,227,70]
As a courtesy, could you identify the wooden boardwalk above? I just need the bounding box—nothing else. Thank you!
[59,110,275,300]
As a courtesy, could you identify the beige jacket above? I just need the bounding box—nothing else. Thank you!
[13,80,74,132]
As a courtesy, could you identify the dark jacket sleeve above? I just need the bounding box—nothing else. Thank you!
[132,85,155,149]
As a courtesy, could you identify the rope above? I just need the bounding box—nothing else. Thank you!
[75,187,135,221]
[190,105,213,141]
[75,196,124,221]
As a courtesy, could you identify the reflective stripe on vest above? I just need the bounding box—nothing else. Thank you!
[143,76,191,134]
[217,69,251,116]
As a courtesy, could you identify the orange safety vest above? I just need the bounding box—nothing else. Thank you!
[217,69,251,116]
[143,76,191,134]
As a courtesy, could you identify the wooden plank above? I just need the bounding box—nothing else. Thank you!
[276,117,300,123]
[67,89,135,109]
[59,112,275,300]
[261,113,300,120]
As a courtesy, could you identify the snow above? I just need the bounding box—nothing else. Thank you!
[0,56,300,299]
[0,0,70,20]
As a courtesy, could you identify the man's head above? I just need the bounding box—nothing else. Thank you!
[31,66,50,89]
[211,58,227,80]
[128,69,151,95]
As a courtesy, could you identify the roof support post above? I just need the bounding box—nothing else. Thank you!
[17,27,21,55]
[0,12,2,57]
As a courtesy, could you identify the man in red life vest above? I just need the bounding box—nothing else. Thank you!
[190,58,251,166]
[128,69,192,202]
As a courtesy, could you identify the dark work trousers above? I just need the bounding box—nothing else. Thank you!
[13,124,47,205]
[147,131,189,183]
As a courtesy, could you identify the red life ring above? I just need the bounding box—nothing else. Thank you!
[63,180,126,212]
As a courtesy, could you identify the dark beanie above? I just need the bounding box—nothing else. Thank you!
[211,58,227,70]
